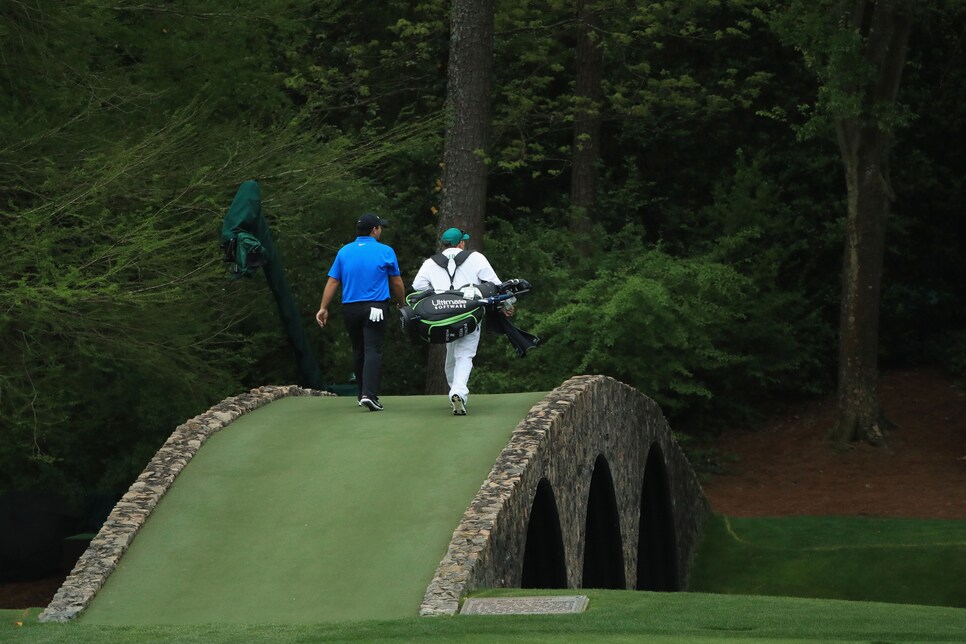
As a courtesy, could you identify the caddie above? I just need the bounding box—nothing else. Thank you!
[411,227,514,415]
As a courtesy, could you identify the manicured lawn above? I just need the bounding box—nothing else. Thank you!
[5,589,965,642]
[78,392,545,625]
[690,514,966,608]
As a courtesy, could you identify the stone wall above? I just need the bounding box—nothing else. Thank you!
[420,375,709,616]
[38,385,332,623]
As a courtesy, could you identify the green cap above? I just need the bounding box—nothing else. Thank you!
[441,227,470,245]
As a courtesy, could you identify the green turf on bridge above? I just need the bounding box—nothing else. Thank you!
[80,392,546,625]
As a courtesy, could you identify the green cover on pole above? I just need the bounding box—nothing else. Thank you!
[221,180,323,389]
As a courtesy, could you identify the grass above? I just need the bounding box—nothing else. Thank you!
[7,515,964,642]
[689,514,966,608]
[78,393,547,625]
[4,589,965,642]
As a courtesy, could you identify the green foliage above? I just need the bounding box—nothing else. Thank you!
[473,221,819,430]
[486,0,783,234]
[2,101,237,494]
[1,0,963,501]
[768,0,914,139]
[694,148,842,388]
[0,2,444,496]
[281,0,448,132]
[768,0,966,378]
[528,246,751,421]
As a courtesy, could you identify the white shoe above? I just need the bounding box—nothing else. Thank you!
[451,394,467,416]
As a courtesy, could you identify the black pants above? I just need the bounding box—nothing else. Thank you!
[343,301,390,400]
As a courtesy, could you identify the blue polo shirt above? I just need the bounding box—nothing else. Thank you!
[328,236,401,303]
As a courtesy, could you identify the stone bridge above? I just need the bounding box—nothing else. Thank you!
[40,374,708,622]
[420,374,709,615]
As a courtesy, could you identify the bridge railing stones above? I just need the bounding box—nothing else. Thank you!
[38,385,332,623]
[419,375,709,616]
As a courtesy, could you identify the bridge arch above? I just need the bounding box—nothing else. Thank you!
[637,443,679,591]
[421,375,709,615]
[582,456,625,589]
[520,478,567,589]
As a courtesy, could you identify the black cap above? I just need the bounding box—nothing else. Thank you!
[356,212,389,232]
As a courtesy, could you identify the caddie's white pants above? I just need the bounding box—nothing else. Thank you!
[445,327,481,403]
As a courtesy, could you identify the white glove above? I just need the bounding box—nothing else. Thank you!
[461,285,482,300]
[369,307,384,322]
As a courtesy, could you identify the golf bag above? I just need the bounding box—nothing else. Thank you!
[399,279,531,344]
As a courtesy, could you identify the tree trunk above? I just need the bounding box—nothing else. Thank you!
[833,127,891,445]
[570,0,603,256]
[437,0,494,252]
[424,345,450,396]
[426,0,495,395]
[831,0,913,446]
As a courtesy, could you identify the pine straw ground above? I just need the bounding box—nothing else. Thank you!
[701,368,965,520]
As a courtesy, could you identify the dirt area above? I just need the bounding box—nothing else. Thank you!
[702,368,965,519]
[2,368,962,610]
[0,576,64,613]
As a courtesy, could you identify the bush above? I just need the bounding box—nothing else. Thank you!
[473,223,821,432]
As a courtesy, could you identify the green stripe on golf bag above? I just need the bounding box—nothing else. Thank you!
[399,290,485,343]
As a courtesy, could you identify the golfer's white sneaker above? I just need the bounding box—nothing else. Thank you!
[451,394,467,416]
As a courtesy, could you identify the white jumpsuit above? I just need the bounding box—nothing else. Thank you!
[412,249,501,406]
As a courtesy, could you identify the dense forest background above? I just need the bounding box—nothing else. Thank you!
[2,1,964,513]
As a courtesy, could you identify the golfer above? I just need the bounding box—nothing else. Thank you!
[317,213,406,411]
